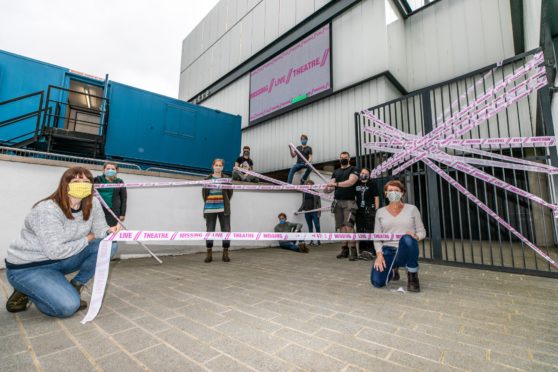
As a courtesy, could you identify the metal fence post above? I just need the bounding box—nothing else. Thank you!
[421,92,443,259]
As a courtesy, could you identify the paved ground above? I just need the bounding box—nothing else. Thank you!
[1,244,557,371]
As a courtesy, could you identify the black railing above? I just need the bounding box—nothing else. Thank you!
[355,48,558,277]
[0,91,44,146]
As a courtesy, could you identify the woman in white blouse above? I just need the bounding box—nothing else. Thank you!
[372,180,426,292]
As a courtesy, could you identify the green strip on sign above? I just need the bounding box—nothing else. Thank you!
[291,94,307,104]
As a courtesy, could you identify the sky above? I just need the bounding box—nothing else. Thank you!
[0,0,220,98]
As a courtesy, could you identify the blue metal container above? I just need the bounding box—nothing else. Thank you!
[0,50,241,172]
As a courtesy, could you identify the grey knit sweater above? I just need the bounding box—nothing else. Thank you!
[7,198,109,265]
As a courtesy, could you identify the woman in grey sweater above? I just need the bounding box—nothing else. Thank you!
[372,180,426,292]
[5,167,120,317]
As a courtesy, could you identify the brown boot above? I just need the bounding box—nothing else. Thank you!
[6,290,30,313]
[298,243,309,253]
[222,248,230,262]
[336,246,349,259]
[407,272,420,292]
[393,268,400,281]
[204,248,213,263]
[70,280,88,311]
[348,246,358,261]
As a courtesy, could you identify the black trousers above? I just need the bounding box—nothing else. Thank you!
[205,213,231,249]
[356,209,375,252]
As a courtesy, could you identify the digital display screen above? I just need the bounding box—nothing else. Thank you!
[249,24,332,124]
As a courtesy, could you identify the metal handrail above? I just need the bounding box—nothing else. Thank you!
[0,146,141,170]
[144,167,207,177]
[0,90,43,106]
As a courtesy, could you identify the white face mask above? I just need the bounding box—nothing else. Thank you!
[386,191,402,202]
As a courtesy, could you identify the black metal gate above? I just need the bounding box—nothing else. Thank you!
[355,48,558,277]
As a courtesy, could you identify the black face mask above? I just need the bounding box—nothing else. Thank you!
[340,158,349,166]
[243,151,250,156]
[360,175,369,181]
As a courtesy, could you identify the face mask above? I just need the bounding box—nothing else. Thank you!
[301,139,307,145]
[360,174,369,181]
[105,169,117,178]
[279,219,286,224]
[214,165,223,173]
[340,158,349,166]
[68,182,92,199]
[243,151,250,156]
[386,191,402,202]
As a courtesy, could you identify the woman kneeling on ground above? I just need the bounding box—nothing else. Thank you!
[372,180,425,292]
[5,167,120,317]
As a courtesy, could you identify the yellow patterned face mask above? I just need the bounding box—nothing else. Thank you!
[68,182,92,199]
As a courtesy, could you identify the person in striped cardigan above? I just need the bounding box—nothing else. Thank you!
[201,159,233,263]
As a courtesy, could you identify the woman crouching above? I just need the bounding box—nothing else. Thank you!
[5,167,120,317]
[372,180,425,292]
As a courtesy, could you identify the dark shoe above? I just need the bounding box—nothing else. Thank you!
[6,290,30,313]
[205,249,213,263]
[393,268,400,281]
[349,247,358,261]
[407,272,420,292]
[359,251,373,261]
[316,241,321,246]
[222,249,230,262]
[336,246,349,259]
[70,280,88,311]
[308,241,315,246]
[298,243,309,253]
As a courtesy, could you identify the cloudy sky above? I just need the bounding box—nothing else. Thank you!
[0,0,220,98]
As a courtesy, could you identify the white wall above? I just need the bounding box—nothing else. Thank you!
[0,159,336,268]
[240,77,399,172]
[179,0,333,101]
[523,0,541,50]
[398,0,515,91]
[183,0,518,173]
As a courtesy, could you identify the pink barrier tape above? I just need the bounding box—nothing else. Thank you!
[389,75,548,175]
[294,206,331,215]
[366,70,547,176]
[93,190,163,263]
[367,136,556,149]
[366,143,557,175]
[107,230,403,242]
[365,59,546,176]
[423,158,558,270]
[289,143,329,183]
[81,230,403,323]
[94,178,231,189]
[446,145,558,173]
[203,183,327,191]
[364,130,558,214]
[235,167,334,201]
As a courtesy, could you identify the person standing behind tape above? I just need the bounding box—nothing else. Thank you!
[202,159,233,263]
[287,134,313,184]
[297,179,322,245]
[93,162,127,227]
[355,168,379,260]
[325,151,359,260]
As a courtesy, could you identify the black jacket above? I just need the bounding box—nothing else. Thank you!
[93,176,127,217]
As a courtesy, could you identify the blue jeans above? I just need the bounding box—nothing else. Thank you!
[287,163,312,184]
[371,235,419,288]
[304,212,321,233]
[6,239,118,318]
[278,242,300,252]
